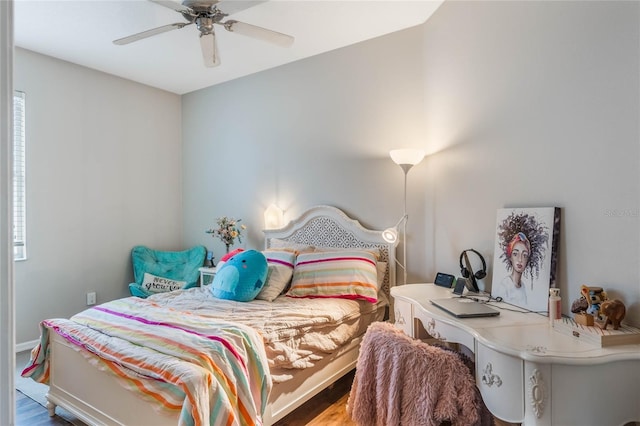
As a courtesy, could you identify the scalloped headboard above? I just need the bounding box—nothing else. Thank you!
[263,205,397,297]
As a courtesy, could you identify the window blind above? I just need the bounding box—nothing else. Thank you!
[13,92,26,260]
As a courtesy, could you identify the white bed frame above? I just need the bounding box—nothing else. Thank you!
[45,205,396,425]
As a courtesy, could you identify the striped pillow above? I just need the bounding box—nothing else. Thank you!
[256,250,297,302]
[287,250,378,303]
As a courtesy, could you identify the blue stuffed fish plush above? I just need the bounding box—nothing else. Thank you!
[210,249,268,302]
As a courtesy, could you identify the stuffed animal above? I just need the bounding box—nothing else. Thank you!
[598,299,626,330]
[210,249,267,302]
[570,297,589,313]
[580,285,608,318]
[214,248,245,269]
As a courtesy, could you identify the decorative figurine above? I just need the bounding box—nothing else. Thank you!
[571,285,611,326]
[580,285,608,317]
[570,297,589,313]
[598,299,626,330]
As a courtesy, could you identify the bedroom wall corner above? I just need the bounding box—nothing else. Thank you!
[181,24,429,273]
[13,49,184,345]
[181,1,639,325]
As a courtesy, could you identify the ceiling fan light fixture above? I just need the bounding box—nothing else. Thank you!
[196,16,216,32]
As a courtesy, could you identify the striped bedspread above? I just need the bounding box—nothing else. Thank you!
[21,297,272,426]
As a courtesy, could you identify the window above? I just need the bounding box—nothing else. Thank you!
[13,91,26,260]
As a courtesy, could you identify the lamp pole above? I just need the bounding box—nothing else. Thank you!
[389,148,425,286]
[399,163,412,286]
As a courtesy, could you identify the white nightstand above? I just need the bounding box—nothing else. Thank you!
[198,266,217,286]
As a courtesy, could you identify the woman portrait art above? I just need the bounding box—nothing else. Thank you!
[492,208,561,312]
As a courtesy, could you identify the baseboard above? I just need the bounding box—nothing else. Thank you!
[16,339,38,353]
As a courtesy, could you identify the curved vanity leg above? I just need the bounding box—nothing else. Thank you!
[45,394,56,417]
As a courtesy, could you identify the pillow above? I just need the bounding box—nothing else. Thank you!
[317,248,383,287]
[256,250,296,302]
[268,238,315,253]
[141,272,187,294]
[215,248,245,270]
[314,246,381,260]
[376,261,387,290]
[210,249,268,302]
[287,250,378,303]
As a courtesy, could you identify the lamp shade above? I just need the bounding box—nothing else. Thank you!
[382,227,399,244]
[264,204,284,229]
[389,149,425,166]
[382,215,406,244]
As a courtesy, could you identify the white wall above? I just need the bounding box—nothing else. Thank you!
[182,1,639,324]
[13,49,184,344]
[182,25,426,260]
[421,0,639,324]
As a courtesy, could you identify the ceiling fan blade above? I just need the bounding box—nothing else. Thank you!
[222,20,294,47]
[200,31,221,67]
[113,22,191,45]
[148,0,194,14]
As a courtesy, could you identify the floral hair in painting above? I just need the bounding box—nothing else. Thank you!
[496,211,549,283]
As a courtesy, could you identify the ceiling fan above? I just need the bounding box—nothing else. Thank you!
[113,0,294,67]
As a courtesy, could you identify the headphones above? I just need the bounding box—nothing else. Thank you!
[459,249,487,280]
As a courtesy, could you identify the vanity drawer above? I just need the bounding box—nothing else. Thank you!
[476,343,524,423]
[413,311,475,349]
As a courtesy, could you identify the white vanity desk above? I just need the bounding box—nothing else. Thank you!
[391,284,640,426]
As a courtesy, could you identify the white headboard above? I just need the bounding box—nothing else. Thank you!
[263,205,397,297]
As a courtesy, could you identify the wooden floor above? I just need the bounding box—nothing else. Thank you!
[15,370,357,426]
[16,371,519,426]
[16,390,71,426]
[273,370,357,426]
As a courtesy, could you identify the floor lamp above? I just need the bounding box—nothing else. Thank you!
[383,149,425,285]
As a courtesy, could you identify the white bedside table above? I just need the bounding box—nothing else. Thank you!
[198,266,217,286]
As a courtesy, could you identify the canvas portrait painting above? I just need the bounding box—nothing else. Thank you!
[491,207,561,312]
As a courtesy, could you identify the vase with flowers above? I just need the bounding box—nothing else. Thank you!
[206,216,246,254]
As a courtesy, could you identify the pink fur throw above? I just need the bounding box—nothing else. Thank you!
[347,321,492,426]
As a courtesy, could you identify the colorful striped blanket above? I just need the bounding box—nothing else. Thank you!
[21,297,272,426]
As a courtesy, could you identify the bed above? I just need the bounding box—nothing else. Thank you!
[22,205,397,426]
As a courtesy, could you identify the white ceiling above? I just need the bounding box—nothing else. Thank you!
[14,0,444,94]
